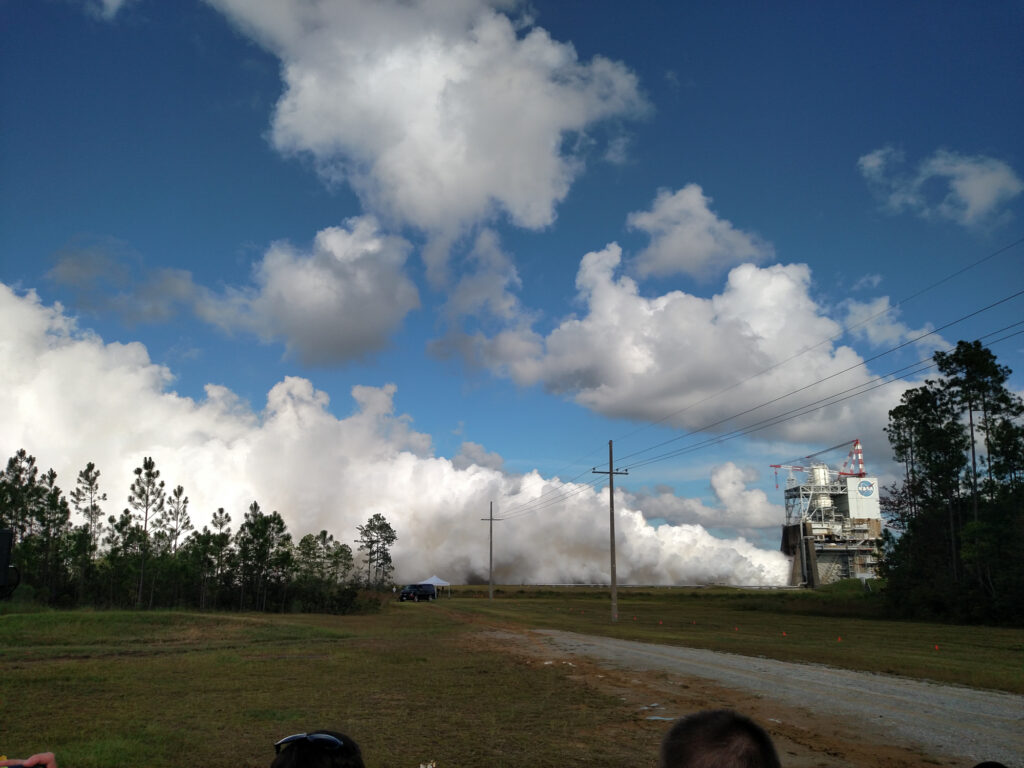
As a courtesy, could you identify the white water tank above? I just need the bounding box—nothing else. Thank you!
[810,463,831,486]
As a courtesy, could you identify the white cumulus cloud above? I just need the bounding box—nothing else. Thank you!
[858,146,1023,228]
[82,0,134,20]
[198,216,419,365]
[627,185,774,278]
[444,228,525,323]
[841,295,943,353]
[453,441,504,471]
[465,243,907,456]
[205,0,647,275]
[0,282,789,586]
[46,217,419,365]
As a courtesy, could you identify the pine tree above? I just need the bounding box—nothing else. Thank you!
[69,462,106,562]
[357,513,397,587]
[0,449,43,544]
[127,457,165,608]
[34,469,71,599]
[160,485,194,555]
[209,507,232,608]
[882,341,1024,622]
[234,502,291,610]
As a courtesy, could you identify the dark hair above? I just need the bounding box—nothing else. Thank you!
[660,710,780,768]
[270,730,365,768]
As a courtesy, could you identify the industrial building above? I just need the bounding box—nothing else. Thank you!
[774,440,882,587]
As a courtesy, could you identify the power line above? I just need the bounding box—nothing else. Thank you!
[607,235,1024,451]
[484,246,1024,523]
[621,359,936,471]
[497,358,924,519]
[497,465,601,519]
[614,286,1024,466]
[620,324,1024,473]
[499,475,605,520]
[494,319,1024,521]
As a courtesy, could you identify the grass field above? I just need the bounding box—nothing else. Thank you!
[1,586,1022,768]
[1,605,659,768]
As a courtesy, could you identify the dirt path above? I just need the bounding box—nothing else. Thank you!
[489,628,1023,768]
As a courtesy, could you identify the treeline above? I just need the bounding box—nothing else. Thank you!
[0,453,397,613]
[882,340,1024,624]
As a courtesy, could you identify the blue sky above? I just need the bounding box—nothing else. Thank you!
[1,0,1022,584]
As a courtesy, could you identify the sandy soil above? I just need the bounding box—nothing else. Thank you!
[483,628,1023,768]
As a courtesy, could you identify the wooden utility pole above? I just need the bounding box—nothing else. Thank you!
[593,440,627,622]
[481,502,501,600]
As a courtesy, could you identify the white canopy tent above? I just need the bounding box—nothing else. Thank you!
[418,575,451,598]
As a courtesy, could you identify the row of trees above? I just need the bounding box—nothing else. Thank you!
[882,340,1024,624]
[0,453,398,613]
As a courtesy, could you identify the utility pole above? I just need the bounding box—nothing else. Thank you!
[480,502,502,600]
[593,440,627,622]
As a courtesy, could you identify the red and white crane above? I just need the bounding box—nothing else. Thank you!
[770,439,866,488]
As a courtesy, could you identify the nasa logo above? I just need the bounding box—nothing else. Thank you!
[858,480,874,497]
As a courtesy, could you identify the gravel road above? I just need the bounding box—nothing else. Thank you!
[533,629,1024,766]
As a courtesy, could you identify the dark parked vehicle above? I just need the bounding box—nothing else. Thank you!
[399,583,436,602]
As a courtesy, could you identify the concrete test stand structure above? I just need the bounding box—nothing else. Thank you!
[774,440,883,587]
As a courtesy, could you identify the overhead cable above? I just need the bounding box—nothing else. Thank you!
[609,235,1024,450]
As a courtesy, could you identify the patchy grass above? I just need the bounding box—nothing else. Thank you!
[0,606,663,768]
[0,610,336,658]
[3,586,1021,768]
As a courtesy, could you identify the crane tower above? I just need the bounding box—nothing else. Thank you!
[773,440,882,587]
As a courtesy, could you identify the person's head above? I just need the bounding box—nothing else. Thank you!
[270,730,365,768]
[660,710,780,768]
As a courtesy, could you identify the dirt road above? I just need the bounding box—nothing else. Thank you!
[499,628,1023,768]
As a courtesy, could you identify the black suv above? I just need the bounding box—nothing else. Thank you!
[399,584,436,602]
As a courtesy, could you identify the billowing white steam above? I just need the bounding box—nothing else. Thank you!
[0,283,789,585]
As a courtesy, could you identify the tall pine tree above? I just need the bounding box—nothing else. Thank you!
[127,457,165,608]
[882,342,1024,623]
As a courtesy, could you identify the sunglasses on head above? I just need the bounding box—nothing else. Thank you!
[274,733,345,754]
